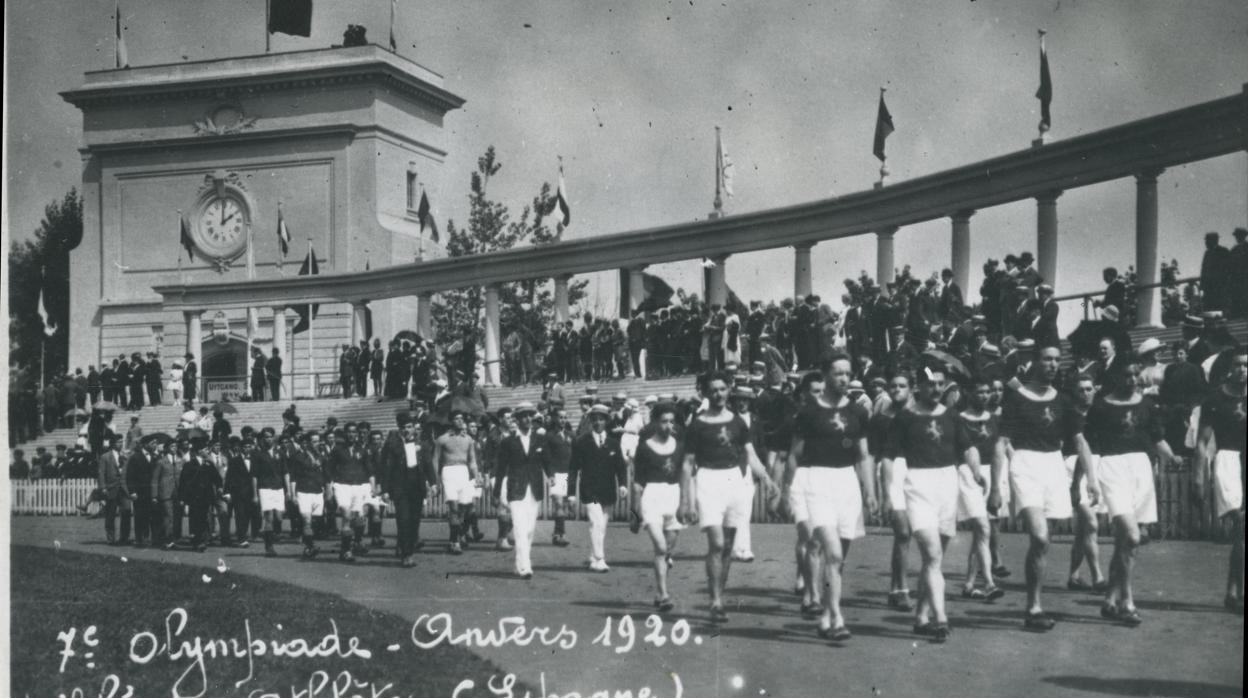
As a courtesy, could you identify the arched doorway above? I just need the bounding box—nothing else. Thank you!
[201,335,251,402]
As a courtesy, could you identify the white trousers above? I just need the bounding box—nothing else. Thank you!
[733,477,756,554]
[509,488,539,575]
[586,502,609,561]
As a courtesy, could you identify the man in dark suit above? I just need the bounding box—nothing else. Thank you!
[938,268,965,328]
[225,439,259,548]
[98,436,131,545]
[381,411,438,567]
[841,294,865,364]
[146,352,163,406]
[101,360,117,404]
[182,353,198,403]
[1200,231,1232,312]
[87,365,102,405]
[128,353,146,410]
[180,438,222,552]
[492,401,552,578]
[266,348,283,401]
[115,355,131,408]
[250,349,266,402]
[1032,284,1060,349]
[568,404,629,572]
[355,340,372,397]
[339,345,355,398]
[125,438,156,546]
[627,311,647,379]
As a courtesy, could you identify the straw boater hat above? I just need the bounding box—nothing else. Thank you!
[1136,337,1162,356]
[588,403,611,417]
[514,401,538,416]
[1183,314,1204,330]
[1102,305,1121,322]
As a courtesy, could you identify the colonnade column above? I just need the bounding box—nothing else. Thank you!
[351,302,369,345]
[417,293,433,339]
[272,306,287,398]
[1135,168,1164,327]
[185,311,202,398]
[794,242,815,299]
[483,285,501,386]
[707,254,729,307]
[876,227,897,285]
[553,276,571,324]
[628,267,646,315]
[1036,189,1062,289]
[951,209,974,294]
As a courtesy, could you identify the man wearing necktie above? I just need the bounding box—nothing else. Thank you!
[208,441,234,546]
[493,402,553,579]
[383,411,439,567]
[568,404,629,572]
[328,422,376,562]
[226,438,258,548]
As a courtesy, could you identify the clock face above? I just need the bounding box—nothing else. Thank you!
[192,195,249,259]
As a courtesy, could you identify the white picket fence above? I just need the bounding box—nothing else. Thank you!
[10,478,101,516]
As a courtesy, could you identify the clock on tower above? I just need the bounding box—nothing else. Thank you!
[188,170,255,270]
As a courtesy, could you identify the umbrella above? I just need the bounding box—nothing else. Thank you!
[93,401,120,412]
[140,432,174,448]
[211,401,238,415]
[923,349,971,380]
[182,427,209,441]
[394,330,422,345]
[64,407,89,419]
[1067,320,1131,359]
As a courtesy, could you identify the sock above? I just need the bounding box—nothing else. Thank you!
[264,531,275,549]
[341,534,353,552]
[555,517,566,536]
[450,523,461,544]
[302,534,314,549]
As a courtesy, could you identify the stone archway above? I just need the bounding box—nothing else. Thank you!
[200,334,259,402]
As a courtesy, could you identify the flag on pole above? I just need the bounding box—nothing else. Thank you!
[276,208,291,270]
[115,1,129,68]
[1036,31,1053,133]
[417,190,440,243]
[715,128,735,199]
[554,161,572,227]
[291,247,320,334]
[179,215,195,261]
[37,282,56,337]
[388,0,397,50]
[872,90,894,162]
[269,0,313,37]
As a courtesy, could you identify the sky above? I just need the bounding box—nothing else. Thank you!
[4,0,1247,334]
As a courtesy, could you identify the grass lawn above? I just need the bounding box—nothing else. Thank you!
[10,545,532,697]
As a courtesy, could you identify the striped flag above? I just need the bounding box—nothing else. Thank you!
[276,208,291,269]
[388,0,397,50]
[1036,31,1053,133]
[37,281,56,337]
[291,247,320,334]
[179,215,195,261]
[872,90,894,162]
[115,1,129,68]
[554,161,571,227]
[715,128,735,199]
[417,189,440,242]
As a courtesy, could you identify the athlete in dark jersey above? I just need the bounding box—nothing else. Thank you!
[872,374,917,611]
[1082,363,1178,625]
[956,379,1005,600]
[1064,375,1106,594]
[1196,347,1247,611]
[634,403,685,612]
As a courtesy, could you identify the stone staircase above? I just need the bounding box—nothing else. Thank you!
[18,320,1246,453]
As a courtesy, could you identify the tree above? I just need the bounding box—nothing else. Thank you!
[8,189,81,391]
[431,148,588,374]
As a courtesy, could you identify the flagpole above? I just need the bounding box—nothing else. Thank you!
[389,0,396,52]
[712,128,723,215]
[876,88,889,188]
[246,206,256,365]
[306,237,315,398]
[176,209,185,284]
[1034,30,1049,146]
[418,187,425,261]
[265,0,271,52]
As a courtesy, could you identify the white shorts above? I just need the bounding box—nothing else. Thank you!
[363,493,388,511]
[440,465,476,505]
[1213,450,1244,518]
[258,488,285,513]
[640,483,684,532]
[296,491,325,519]
[1010,449,1073,520]
[548,472,570,498]
[791,467,865,540]
[885,458,909,512]
[956,466,989,523]
[904,466,959,538]
[695,467,751,530]
[1096,452,1158,524]
[332,482,371,515]
[1064,454,1107,514]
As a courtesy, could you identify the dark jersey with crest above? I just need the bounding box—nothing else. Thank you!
[957,411,999,464]
[685,414,750,471]
[1084,396,1164,456]
[1200,389,1247,453]
[887,407,969,469]
[1000,387,1078,453]
[634,438,685,486]
[793,399,870,468]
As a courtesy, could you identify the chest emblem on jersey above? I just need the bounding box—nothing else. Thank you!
[1235,401,1247,423]
[925,420,944,442]
[1120,411,1138,433]
[1040,407,1055,426]
[828,413,847,433]
[716,426,732,446]
[661,457,675,476]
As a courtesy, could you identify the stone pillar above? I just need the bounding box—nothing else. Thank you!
[185,311,202,399]
[1036,190,1062,289]
[1135,168,1164,327]
[794,242,815,299]
[950,209,974,294]
[351,302,369,345]
[628,267,647,315]
[876,227,897,285]
[483,285,501,386]
[553,276,571,324]
[417,293,434,339]
[707,254,729,307]
[272,306,287,398]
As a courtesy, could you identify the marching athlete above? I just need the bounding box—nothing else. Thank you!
[286,431,329,559]
[1066,374,1108,592]
[251,431,286,557]
[678,372,779,622]
[493,402,552,579]
[785,355,876,640]
[871,374,916,610]
[434,412,481,554]
[633,402,685,612]
[1195,347,1246,611]
[956,379,1005,601]
[545,408,575,547]
[327,423,376,562]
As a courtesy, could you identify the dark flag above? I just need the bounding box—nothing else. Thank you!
[179,216,195,261]
[554,162,571,227]
[291,247,319,334]
[1036,33,1053,132]
[269,0,313,37]
[637,272,676,313]
[872,90,894,163]
[417,190,439,243]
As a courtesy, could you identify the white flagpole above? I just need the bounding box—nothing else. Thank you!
[306,238,315,397]
[246,207,256,365]
[265,0,271,53]
[713,126,723,214]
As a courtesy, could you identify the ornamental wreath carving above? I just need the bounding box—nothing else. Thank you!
[192,103,258,136]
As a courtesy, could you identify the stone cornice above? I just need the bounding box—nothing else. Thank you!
[155,88,1248,312]
[61,45,466,114]
[77,123,446,158]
